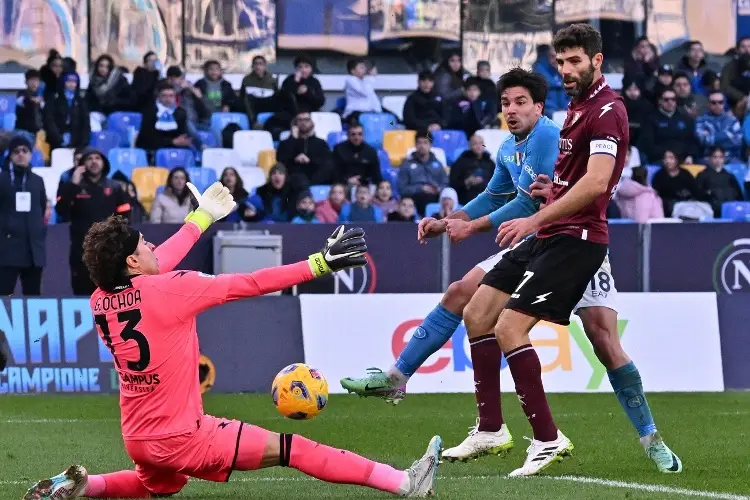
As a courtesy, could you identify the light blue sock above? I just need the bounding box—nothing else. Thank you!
[394,304,462,377]
[608,361,657,438]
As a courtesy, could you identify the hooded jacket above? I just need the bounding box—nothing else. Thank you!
[281,74,325,112]
[403,89,444,131]
[43,80,90,149]
[397,151,449,197]
[0,160,47,268]
[332,140,382,185]
[449,149,495,205]
[695,112,742,159]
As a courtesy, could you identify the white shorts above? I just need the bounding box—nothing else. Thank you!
[474,249,618,314]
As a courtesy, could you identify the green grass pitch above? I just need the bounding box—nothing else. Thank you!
[2,393,750,499]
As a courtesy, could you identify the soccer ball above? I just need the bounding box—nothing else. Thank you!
[271,363,329,420]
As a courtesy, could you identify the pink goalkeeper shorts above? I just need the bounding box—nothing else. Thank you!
[124,414,269,495]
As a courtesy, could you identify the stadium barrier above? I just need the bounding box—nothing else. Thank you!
[300,294,724,394]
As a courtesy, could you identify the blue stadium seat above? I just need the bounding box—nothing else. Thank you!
[646,165,661,185]
[2,113,15,131]
[725,163,748,197]
[106,112,143,147]
[310,185,331,203]
[0,94,16,114]
[197,129,218,149]
[210,112,250,139]
[327,130,347,149]
[108,148,148,179]
[721,202,750,221]
[256,112,274,125]
[377,149,393,171]
[185,166,217,193]
[431,130,469,165]
[333,96,347,115]
[424,202,440,218]
[90,130,122,156]
[359,112,397,148]
[30,149,44,167]
[385,167,400,198]
[155,148,196,168]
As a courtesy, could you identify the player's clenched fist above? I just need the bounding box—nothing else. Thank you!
[308,225,368,276]
[417,216,446,244]
[184,181,237,232]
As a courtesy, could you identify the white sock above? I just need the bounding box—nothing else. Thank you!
[398,471,411,495]
[387,366,409,387]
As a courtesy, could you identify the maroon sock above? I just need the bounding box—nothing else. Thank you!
[505,344,558,442]
[470,334,503,432]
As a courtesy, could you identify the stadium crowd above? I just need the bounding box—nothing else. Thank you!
[3,37,750,295]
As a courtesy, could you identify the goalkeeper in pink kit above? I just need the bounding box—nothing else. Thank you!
[24,182,441,500]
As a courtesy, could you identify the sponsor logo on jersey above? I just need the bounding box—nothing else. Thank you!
[713,239,750,294]
[558,138,573,153]
[553,173,569,187]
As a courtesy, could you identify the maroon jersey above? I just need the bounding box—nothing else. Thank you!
[537,77,629,244]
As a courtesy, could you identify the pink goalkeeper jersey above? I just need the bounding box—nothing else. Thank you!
[90,223,315,440]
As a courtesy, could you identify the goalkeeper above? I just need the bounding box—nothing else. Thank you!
[24,182,441,499]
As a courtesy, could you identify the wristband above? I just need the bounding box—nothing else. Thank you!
[184,209,214,233]
[308,252,331,277]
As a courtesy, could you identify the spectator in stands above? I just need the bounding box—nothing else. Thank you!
[695,146,744,217]
[700,70,721,97]
[219,167,249,222]
[0,136,48,295]
[622,76,653,146]
[240,55,283,129]
[398,131,448,215]
[652,150,701,217]
[55,147,130,295]
[676,40,708,92]
[276,110,333,190]
[39,50,63,99]
[614,150,663,223]
[431,187,458,219]
[448,78,497,139]
[639,88,698,164]
[112,171,147,224]
[15,69,44,139]
[44,72,90,150]
[338,183,383,223]
[195,60,237,119]
[387,196,417,222]
[149,167,193,223]
[696,91,742,161]
[250,163,294,222]
[475,61,496,103]
[623,37,659,91]
[373,180,398,218]
[720,37,750,117]
[403,71,444,132]
[450,134,494,204]
[343,58,381,123]
[291,191,321,223]
[136,81,192,152]
[672,72,706,118]
[166,65,208,130]
[333,123,381,187]
[315,183,348,223]
[86,54,132,117]
[132,51,161,113]
[434,52,468,104]
[281,55,325,113]
[648,64,673,105]
[533,44,569,118]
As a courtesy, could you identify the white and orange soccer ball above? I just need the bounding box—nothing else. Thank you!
[271,363,329,420]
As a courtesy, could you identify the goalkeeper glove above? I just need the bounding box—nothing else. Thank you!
[184,181,236,232]
[308,225,368,277]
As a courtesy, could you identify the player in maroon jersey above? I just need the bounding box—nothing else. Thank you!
[461,24,681,477]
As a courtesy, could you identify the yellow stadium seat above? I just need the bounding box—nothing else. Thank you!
[35,130,50,164]
[383,130,416,165]
[682,164,706,177]
[257,149,276,176]
[132,167,169,213]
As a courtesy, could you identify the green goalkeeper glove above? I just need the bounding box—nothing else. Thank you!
[184,181,237,232]
[308,225,368,277]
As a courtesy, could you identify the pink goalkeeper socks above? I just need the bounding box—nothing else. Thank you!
[84,471,152,498]
[287,434,407,494]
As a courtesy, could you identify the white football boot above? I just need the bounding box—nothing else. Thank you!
[23,465,88,500]
[442,418,514,462]
[508,431,574,477]
[642,432,683,473]
[404,435,442,497]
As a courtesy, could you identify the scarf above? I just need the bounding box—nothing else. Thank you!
[155,102,177,131]
[91,66,123,98]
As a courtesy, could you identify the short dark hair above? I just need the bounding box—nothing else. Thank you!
[166,65,182,78]
[672,71,690,83]
[415,130,432,143]
[477,60,490,70]
[463,77,481,90]
[709,145,725,156]
[83,215,135,292]
[156,80,174,94]
[737,36,750,49]
[497,67,549,104]
[688,40,703,49]
[658,88,676,100]
[143,51,156,64]
[25,69,40,81]
[552,23,603,59]
[204,59,221,71]
[418,70,434,82]
[252,55,266,64]
[347,58,366,73]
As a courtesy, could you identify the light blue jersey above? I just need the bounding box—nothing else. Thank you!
[462,116,560,227]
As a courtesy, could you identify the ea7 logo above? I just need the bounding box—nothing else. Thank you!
[713,239,750,294]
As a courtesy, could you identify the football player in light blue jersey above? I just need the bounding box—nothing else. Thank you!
[341,67,680,475]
